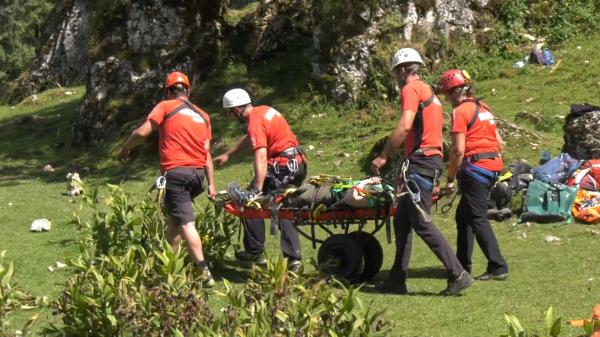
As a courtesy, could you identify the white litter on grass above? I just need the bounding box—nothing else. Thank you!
[42,164,55,172]
[55,261,67,269]
[308,145,315,150]
[65,91,73,95]
[48,266,54,272]
[588,277,595,281]
[544,235,561,243]
[66,172,84,196]
[8,202,13,207]
[588,229,600,236]
[30,219,51,232]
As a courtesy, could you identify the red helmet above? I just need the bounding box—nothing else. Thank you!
[438,69,471,93]
[164,71,190,89]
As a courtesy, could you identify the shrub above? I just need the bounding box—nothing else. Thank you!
[0,251,40,337]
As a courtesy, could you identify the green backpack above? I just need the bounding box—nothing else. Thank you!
[520,179,579,223]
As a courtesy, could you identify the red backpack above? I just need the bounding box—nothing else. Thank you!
[567,159,600,191]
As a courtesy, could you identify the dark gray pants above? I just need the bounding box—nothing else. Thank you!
[456,170,509,275]
[242,161,307,260]
[389,154,465,282]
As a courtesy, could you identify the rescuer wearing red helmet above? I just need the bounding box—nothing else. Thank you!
[438,69,509,281]
[371,48,472,296]
[117,71,217,287]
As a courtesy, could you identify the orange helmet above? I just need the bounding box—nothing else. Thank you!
[438,69,471,93]
[164,71,190,89]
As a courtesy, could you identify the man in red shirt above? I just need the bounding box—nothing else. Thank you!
[117,71,217,286]
[438,69,509,281]
[371,48,472,296]
[215,88,307,272]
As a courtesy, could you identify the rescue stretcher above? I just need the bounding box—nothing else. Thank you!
[223,201,395,283]
[217,171,448,283]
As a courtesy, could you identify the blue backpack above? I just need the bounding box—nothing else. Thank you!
[533,153,580,184]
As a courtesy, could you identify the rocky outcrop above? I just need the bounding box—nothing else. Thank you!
[562,105,600,160]
[13,0,91,102]
[233,0,311,59]
[311,0,493,102]
[72,0,225,143]
[18,0,497,142]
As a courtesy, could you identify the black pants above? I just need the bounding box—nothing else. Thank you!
[456,170,509,275]
[389,156,465,282]
[242,161,307,260]
[164,167,205,225]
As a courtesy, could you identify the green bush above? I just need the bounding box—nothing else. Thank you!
[47,185,392,336]
[0,251,41,337]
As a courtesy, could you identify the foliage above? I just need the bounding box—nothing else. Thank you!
[202,257,393,337]
[501,307,561,337]
[194,203,240,269]
[0,251,42,337]
[0,0,54,84]
[46,184,390,336]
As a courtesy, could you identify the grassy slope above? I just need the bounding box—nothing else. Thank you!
[1,34,599,336]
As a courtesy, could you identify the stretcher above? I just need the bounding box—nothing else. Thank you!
[223,201,395,283]
[219,182,446,283]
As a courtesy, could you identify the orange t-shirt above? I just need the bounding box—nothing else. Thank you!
[451,100,502,172]
[401,80,444,159]
[247,105,299,158]
[147,99,212,173]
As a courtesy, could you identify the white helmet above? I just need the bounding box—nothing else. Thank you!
[391,48,424,69]
[223,88,252,108]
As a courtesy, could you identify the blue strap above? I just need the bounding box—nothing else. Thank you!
[461,161,498,185]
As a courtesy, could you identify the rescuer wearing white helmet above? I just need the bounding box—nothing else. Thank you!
[371,48,473,295]
[216,88,308,273]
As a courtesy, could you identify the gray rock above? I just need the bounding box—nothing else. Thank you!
[563,109,600,160]
[14,0,91,102]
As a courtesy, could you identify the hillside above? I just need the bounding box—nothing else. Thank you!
[1,29,600,336]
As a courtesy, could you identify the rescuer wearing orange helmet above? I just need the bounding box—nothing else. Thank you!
[117,71,217,287]
[438,69,509,281]
[371,48,472,296]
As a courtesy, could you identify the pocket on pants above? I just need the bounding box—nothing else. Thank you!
[409,173,434,192]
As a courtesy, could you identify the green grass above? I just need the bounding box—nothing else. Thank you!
[1,34,600,336]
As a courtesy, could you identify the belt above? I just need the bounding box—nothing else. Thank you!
[467,152,500,162]
[277,146,303,158]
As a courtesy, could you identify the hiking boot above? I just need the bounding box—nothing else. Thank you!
[235,250,267,266]
[440,271,473,296]
[201,267,215,288]
[476,272,508,281]
[227,182,255,206]
[288,259,302,273]
[374,279,408,295]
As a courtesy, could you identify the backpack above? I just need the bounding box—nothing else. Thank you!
[571,189,600,224]
[520,179,579,223]
[533,153,580,184]
[567,159,600,191]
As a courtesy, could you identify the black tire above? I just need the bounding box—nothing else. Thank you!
[349,231,384,282]
[317,234,364,282]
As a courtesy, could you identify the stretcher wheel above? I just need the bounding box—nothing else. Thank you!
[349,231,383,282]
[317,234,364,282]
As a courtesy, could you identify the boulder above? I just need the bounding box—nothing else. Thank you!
[13,0,92,102]
[562,105,600,160]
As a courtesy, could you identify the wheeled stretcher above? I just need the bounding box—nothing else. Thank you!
[223,201,395,283]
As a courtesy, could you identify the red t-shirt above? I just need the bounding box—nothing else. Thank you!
[451,100,502,171]
[148,99,212,173]
[401,80,444,158]
[247,105,299,158]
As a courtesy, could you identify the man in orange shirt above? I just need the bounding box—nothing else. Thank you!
[438,69,509,281]
[371,48,472,295]
[216,88,307,272]
[117,71,217,286]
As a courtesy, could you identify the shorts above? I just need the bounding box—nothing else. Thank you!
[164,167,205,225]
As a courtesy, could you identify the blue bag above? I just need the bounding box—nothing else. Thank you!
[533,153,580,184]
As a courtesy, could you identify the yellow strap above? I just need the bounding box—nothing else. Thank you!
[498,171,513,182]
